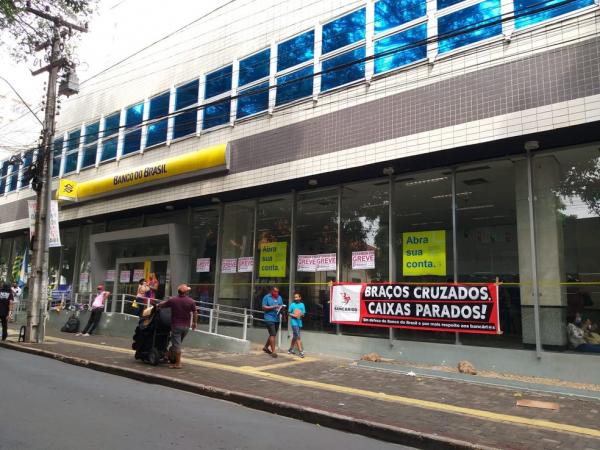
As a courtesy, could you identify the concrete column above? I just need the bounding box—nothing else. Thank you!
[168,224,191,297]
[515,156,567,346]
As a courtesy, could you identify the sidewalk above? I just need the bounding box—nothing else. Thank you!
[2,329,600,450]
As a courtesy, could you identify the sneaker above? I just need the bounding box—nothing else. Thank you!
[83,333,90,337]
[75,333,82,336]
[287,349,295,355]
[299,352,305,358]
[271,352,278,358]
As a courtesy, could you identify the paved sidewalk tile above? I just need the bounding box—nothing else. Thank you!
[6,330,600,450]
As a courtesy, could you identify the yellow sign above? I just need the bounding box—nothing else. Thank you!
[259,242,287,278]
[402,230,446,276]
[144,260,151,280]
[57,143,229,202]
[57,179,78,201]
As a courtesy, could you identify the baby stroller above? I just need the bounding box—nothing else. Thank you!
[132,306,176,366]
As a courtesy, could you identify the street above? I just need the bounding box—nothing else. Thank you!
[0,349,413,450]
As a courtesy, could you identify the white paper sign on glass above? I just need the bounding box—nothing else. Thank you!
[351,250,375,270]
[221,258,238,273]
[119,270,131,283]
[133,269,145,281]
[196,258,211,273]
[237,257,254,273]
[105,270,116,282]
[297,255,317,272]
[79,272,89,284]
[316,253,337,272]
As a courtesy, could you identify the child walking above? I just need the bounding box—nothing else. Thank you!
[288,291,306,358]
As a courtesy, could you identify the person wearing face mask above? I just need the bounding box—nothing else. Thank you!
[567,313,600,353]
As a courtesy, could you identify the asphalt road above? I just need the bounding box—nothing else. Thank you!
[0,349,414,450]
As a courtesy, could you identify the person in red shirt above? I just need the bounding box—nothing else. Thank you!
[158,284,197,369]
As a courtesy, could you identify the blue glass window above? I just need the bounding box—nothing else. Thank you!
[237,82,269,118]
[0,161,7,193]
[203,99,230,130]
[322,8,366,54]
[123,102,144,155]
[515,0,594,28]
[64,152,78,174]
[103,112,120,138]
[438,0,502,54]
[276,66,313,106]
[321,46,366,92]
[205,66,232,99]
[64,129,80,174]
[80,145,96,169]
[437,0,464,9]
[147,92,170,147]
[101,137,117,162]
[277,31,314,72]
[52,137,63,177]
[7,165,18,192]
[84,122,100,146]
[20,150,35,187]
[174,80,199,140]
[375,0,427,33]
[239,49,270,87]
[81,121,99,169]
[374,23,427,73]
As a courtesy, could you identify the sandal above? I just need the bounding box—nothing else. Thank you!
[262,346,272,354]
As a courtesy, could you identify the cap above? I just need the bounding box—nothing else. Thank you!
[177,284,191,293]
[97,284,104,291]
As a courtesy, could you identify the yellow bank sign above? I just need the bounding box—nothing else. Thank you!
[57,143,229,202]
[402,230,446,276]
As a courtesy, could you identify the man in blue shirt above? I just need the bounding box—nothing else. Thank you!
[288,291,306,358]
[262,286,284,358]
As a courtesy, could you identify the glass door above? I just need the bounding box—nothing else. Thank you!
[114,257,169,314]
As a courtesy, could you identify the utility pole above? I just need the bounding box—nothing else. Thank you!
[25,6,86,343]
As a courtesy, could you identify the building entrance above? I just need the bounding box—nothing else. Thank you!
[112,256,170,314]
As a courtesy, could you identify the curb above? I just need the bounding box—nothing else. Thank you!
[1,341,498,450]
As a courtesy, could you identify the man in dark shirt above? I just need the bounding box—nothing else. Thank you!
[0,283,14,341]
[158,284,197,369]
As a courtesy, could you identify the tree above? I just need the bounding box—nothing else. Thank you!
[0,0,96,62]
[557,156,600,216]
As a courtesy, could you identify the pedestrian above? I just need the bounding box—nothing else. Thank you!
[78,285,110,337]
[135,279,149,316]
[0,283,13,341]
[288,291,306,358]
[157,284,197,369]
[147,272,159,305]
[262,286,284,358]
[10,282,21,322]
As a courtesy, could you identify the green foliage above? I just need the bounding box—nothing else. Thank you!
[558,156,600,216]
[0,0,97,62]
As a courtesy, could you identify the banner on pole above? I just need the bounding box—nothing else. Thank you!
[27,200,36,241]
[48,200,61,247]
[330,282,500,334]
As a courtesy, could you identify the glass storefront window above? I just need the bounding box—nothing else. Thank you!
[394,170,455,343]
[0,237,12,281]
[254,196,292,311]
[531,146,600,352]
[341,180,390,337]
[60,228,79,289]
[189,208,219,311]
[218,202,255,309]
[295,189,338,331]
[455,161,522,348]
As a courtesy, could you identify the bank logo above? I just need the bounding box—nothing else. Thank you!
[331,285,361,323]
[63,183,74,193]
[341,292,352,304]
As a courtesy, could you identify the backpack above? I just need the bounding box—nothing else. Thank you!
[61,314,80,333]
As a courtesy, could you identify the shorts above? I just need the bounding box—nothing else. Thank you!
[266,322,278,337]
[292,326,301,339]
[171,326,189,351]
